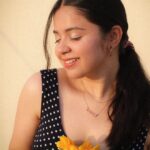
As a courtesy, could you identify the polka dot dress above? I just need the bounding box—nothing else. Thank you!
[121,125,148,150]
[32,69,149,150]
[32,69,66,150]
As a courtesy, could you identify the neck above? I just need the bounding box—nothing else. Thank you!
[81,76,116,102]
[80,58,119,102]
[67,49,119,102]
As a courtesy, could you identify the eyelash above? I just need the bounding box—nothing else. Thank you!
[71,36,82,41]
[55,39,60,43]
[55,36,82,44]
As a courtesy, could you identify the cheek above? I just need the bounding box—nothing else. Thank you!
[79,37,106,58]
[79,40,108,70]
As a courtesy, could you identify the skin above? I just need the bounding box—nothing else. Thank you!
[9,5,149,150]
[53,6,119,80]
[53,6,121,99]
[9,72,42,150]
[52,6,120,149]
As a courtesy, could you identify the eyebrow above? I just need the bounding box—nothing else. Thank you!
[53,27,86,34]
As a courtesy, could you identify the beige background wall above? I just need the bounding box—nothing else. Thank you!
[0,0,150,149]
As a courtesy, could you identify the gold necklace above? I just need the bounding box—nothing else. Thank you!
[81,80,111,118]
[83,92,108,117]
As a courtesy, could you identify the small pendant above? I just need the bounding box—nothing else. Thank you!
[86,107,99,117]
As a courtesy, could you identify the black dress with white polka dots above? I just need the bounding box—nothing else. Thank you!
[32,69,149,150]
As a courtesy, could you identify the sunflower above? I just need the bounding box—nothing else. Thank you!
[55,136,100,150]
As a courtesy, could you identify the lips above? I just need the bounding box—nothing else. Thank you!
[62,58,79,68]
[65,58,78,64]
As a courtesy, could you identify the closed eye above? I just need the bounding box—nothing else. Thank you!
[55,36,82,44]
[71,36,82,41]
[55,39,61,43]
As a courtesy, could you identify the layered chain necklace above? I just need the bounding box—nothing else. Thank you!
[81,80,112,118]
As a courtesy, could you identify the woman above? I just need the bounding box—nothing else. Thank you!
[9,0,150,149]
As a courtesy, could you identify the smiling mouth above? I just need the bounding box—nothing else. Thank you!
[65,58,79,64]
[63,58,80,68]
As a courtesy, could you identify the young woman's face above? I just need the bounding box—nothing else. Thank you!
[53,6,110,78]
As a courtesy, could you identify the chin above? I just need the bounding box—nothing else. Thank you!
[65,68,86,79]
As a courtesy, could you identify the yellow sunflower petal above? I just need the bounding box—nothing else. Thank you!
[91,145,100,150]
[55,136,76,149]
[79,140,93,150]
[70,145,79,150]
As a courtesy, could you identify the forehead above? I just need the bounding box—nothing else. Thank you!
[54,5,83,18]
[53,6,97,31]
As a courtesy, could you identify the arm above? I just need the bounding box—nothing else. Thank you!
[9,72,42,150]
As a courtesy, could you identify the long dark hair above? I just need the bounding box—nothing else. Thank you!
[43,0,150,149]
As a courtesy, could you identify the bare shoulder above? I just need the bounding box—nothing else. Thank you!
[23,72,42,94]
[19,71,42,117]
[9,72,42,149]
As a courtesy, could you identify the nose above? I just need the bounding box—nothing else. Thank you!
[61,46,71,55]
[56,41,71,55]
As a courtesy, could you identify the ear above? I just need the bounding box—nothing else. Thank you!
[108,25,123,49]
